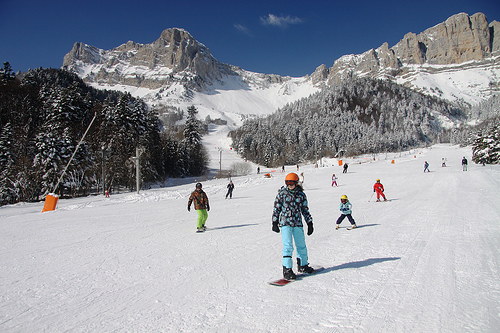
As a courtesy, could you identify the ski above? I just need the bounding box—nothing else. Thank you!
[346,226,358,230]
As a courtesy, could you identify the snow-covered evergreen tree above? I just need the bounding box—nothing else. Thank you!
[182,105,207,175]
[230,78,465,166]
[472,121,500,165]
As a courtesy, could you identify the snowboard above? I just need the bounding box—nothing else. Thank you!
[268,266,325,286]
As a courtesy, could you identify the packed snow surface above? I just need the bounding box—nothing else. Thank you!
[1,144,500,332]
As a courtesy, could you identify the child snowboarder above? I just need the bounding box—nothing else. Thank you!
[331,173,338,187]
[335,195,357,229]
[225,180,234,199]
[272,173,314,280]
[373,179,387,201]
[187,183,210,232]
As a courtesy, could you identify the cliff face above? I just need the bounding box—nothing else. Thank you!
[326,12,500,86]
[62,12,500,107]
[63,28,234,89]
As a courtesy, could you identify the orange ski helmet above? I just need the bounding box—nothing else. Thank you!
[285,172,299,184]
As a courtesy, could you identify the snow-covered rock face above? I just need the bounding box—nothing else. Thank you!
[63,28,233,90]
[63,12,500,118]
[326,12,500,106]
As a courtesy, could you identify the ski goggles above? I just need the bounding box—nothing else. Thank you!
[285,180,298,185]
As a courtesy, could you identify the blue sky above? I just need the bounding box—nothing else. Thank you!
[1,0,499,77]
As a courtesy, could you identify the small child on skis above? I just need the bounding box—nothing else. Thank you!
[331,173,338,187]
[336,195,357,229]
[373,179,387,201]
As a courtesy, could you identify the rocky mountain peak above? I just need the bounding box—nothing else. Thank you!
[325,12,500,102]
[63,28,231,89]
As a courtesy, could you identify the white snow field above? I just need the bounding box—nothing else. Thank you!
[1,144,499,332]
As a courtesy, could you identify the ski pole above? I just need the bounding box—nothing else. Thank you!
[368,192,374,202]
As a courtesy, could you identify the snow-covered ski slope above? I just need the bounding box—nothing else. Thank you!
[1,144,499,332]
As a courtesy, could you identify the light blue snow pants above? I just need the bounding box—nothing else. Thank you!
[281,225,308,269]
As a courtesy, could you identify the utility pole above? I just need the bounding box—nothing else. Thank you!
[218,148,222,178]
[133,147,144,194]
[102,145,106,196]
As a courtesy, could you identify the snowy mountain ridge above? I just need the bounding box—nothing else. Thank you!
[62,12,500,135]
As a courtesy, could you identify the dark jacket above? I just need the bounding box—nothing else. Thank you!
[272,186,312,227]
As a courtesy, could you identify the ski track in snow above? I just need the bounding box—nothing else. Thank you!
[1,144,499,332]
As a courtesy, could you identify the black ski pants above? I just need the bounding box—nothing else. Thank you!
[336,214,356,225]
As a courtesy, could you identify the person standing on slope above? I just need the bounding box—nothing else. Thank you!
[336,195,357,229]
[272,173,315,280]
[188,183,210,232]
[373,179,387,202]
[225,180,234,199]
[332,173,338,187]
[462,156,468,171]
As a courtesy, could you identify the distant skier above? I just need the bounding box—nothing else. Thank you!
[272,172,314,280]
[298,172,304,187]
[331,173,338,187]
[257,167,260,174]
[343,163,349,173]
[462,157,468,171]
[225,180,234,199]
[188,183,210,232]
[373,179,387,202]
[424,161,430,173]
[336,195,357,229]
[442,158,447,167]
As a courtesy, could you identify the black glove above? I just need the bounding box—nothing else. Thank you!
[307,223,314,236]
[272,223,280,233]
[207,205,210,212]
[187,205,190,212]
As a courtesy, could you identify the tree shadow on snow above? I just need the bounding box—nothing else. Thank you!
[317,257,401,275]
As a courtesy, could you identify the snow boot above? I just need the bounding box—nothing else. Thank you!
[336,224,339,230]
[283,266,297,280]
[297,258,314,274]
[350,224,357,229]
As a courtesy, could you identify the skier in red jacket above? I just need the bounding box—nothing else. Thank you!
[373,179,387,202]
